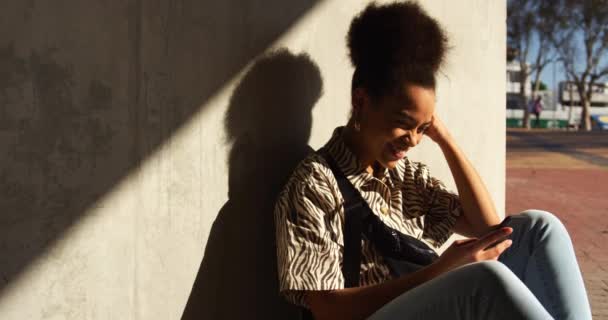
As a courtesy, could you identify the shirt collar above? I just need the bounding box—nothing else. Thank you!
[322,126,391,190]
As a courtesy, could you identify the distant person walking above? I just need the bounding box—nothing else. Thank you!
[529,96,543,128]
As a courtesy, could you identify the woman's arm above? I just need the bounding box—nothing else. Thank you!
[306,261,445,320]
[425,114,501,237]
[306,227,513,320]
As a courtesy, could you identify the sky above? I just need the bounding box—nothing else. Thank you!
[525,30,608,92]
[526,36,564,92]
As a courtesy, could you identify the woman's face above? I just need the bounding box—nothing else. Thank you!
[354,83,435,170]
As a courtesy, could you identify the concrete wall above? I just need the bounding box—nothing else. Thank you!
[0,1,505,319]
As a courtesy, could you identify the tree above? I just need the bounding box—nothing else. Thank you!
[508,0,554,129]
[531,81,547,91]
[540,0,608,131]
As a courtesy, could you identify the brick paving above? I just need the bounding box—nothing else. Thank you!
[506,129,608,319]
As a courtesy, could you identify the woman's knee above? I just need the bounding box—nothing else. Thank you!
[452,261,553,319]
[517,209,569,237]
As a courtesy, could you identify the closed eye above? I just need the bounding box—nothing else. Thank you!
[418,124,430,133]
[396,119,430,133]
[395,119,415,130]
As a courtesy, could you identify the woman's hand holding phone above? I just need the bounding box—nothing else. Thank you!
[434,227,513,272]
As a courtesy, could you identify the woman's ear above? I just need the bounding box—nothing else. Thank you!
[351,87,370,117]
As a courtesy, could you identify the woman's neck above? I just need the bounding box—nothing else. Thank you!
[341,123,377,175]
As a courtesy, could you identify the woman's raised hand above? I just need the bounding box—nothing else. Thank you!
[424,113,451,144]
[434,227,513,271]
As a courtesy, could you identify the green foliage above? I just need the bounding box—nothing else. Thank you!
[531,81,547,91]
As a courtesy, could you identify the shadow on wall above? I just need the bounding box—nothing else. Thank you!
[181,49,323,319]
[0,0,320,302]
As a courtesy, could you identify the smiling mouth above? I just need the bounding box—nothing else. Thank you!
[388,143,409,160]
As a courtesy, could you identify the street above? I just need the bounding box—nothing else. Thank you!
[506,129,608,319]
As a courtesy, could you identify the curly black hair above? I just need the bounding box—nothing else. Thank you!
[347,1,448,99]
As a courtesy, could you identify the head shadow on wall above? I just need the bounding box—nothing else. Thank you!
[0,0,321,306]
[181,49,323,319]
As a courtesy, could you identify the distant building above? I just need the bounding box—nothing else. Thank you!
[506,60,532,109]
[506,60,555,110]
[559,81,608,107]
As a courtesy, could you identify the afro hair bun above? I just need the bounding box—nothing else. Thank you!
[347,1,448,95]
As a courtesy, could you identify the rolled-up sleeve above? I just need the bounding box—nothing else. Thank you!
[274,168,344,307]
[412,162,463,248]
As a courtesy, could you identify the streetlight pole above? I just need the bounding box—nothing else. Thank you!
[553,59,557,127]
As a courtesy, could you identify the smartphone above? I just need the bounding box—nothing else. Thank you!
[484,216,513,250]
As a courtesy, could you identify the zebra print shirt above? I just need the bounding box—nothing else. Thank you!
[274,127,463,308]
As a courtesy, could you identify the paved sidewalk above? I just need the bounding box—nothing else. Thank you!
[506,129,608,319]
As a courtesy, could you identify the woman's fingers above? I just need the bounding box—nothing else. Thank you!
[485,239,513,259]
[471,227,513,252]
[453,238,478,246]
[443,230,514,266]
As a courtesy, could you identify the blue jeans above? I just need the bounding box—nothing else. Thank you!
[367,210,592,320]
